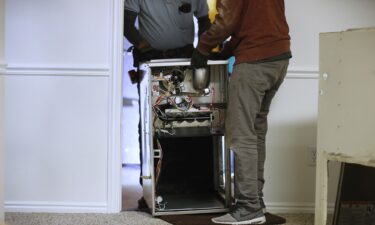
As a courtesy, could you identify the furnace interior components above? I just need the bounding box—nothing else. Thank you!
[139,59,231,216]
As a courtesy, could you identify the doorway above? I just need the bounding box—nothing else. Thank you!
[121,35,143,211]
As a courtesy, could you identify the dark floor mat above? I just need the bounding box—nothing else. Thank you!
[160,213,221,225]
[160,212,286,225]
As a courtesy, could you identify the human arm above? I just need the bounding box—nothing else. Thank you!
[197,0,243,55]
[209,36,240,60]
[123,9,151,51]
[193,0,211,37]
[191,0,243,68]
[197,15,211,37]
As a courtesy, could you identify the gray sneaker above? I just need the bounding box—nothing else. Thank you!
[212,210,266,224]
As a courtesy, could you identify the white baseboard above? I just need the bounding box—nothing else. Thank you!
[0,61,6,74]
[5,200,335,214]
[5,201,108,213]
[266,202,335,214]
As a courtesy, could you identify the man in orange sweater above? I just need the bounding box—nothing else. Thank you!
[191,0,291,224]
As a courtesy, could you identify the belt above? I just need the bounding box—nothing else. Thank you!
[160,44,194,58]
[140,44,194,61]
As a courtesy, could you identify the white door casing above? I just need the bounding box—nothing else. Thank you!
[0,0,6,221]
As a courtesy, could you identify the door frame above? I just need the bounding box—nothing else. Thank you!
[0,0,5,221]
[107,0,124,213]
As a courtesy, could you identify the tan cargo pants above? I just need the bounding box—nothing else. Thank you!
[226,59,289,214]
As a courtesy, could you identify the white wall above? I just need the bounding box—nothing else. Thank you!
[0,0,5,221]
[4,0,122,213]
[287,0,375,69]
[262,0,375,213]
[5,0,109,66]
[3,0,375,215]
[4,76,109,211]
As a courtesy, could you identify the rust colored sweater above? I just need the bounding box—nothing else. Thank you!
[198,0,291,64]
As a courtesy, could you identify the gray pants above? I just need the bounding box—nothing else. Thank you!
[226,59,289,213]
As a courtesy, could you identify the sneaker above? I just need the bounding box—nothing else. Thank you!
[264,212,286,224]
[212,211,266,224]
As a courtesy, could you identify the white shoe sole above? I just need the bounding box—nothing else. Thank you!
[212,216,266,225]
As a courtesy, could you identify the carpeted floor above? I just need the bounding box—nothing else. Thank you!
[119,165,333,225]
[4,166,333,225]
[5,212,333,225]
[5,211,171,225]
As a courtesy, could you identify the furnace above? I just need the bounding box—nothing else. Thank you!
[139,59,231,216]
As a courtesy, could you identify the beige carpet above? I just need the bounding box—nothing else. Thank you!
[5,212,171,225]
[5,166,332,225]
[5,212,333,225]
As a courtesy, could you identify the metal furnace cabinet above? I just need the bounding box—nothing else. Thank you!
[139,59,231,216]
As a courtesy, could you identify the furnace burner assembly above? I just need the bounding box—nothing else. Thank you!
[151,66,224,137]
[139,59,231,216]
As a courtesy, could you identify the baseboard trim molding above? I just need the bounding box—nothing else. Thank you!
[0,61,6,74]
[5,201,334,214]
[286,67,319,79]
[5,64,110,77]
[266,202,335,214]
[5,201,108,213]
